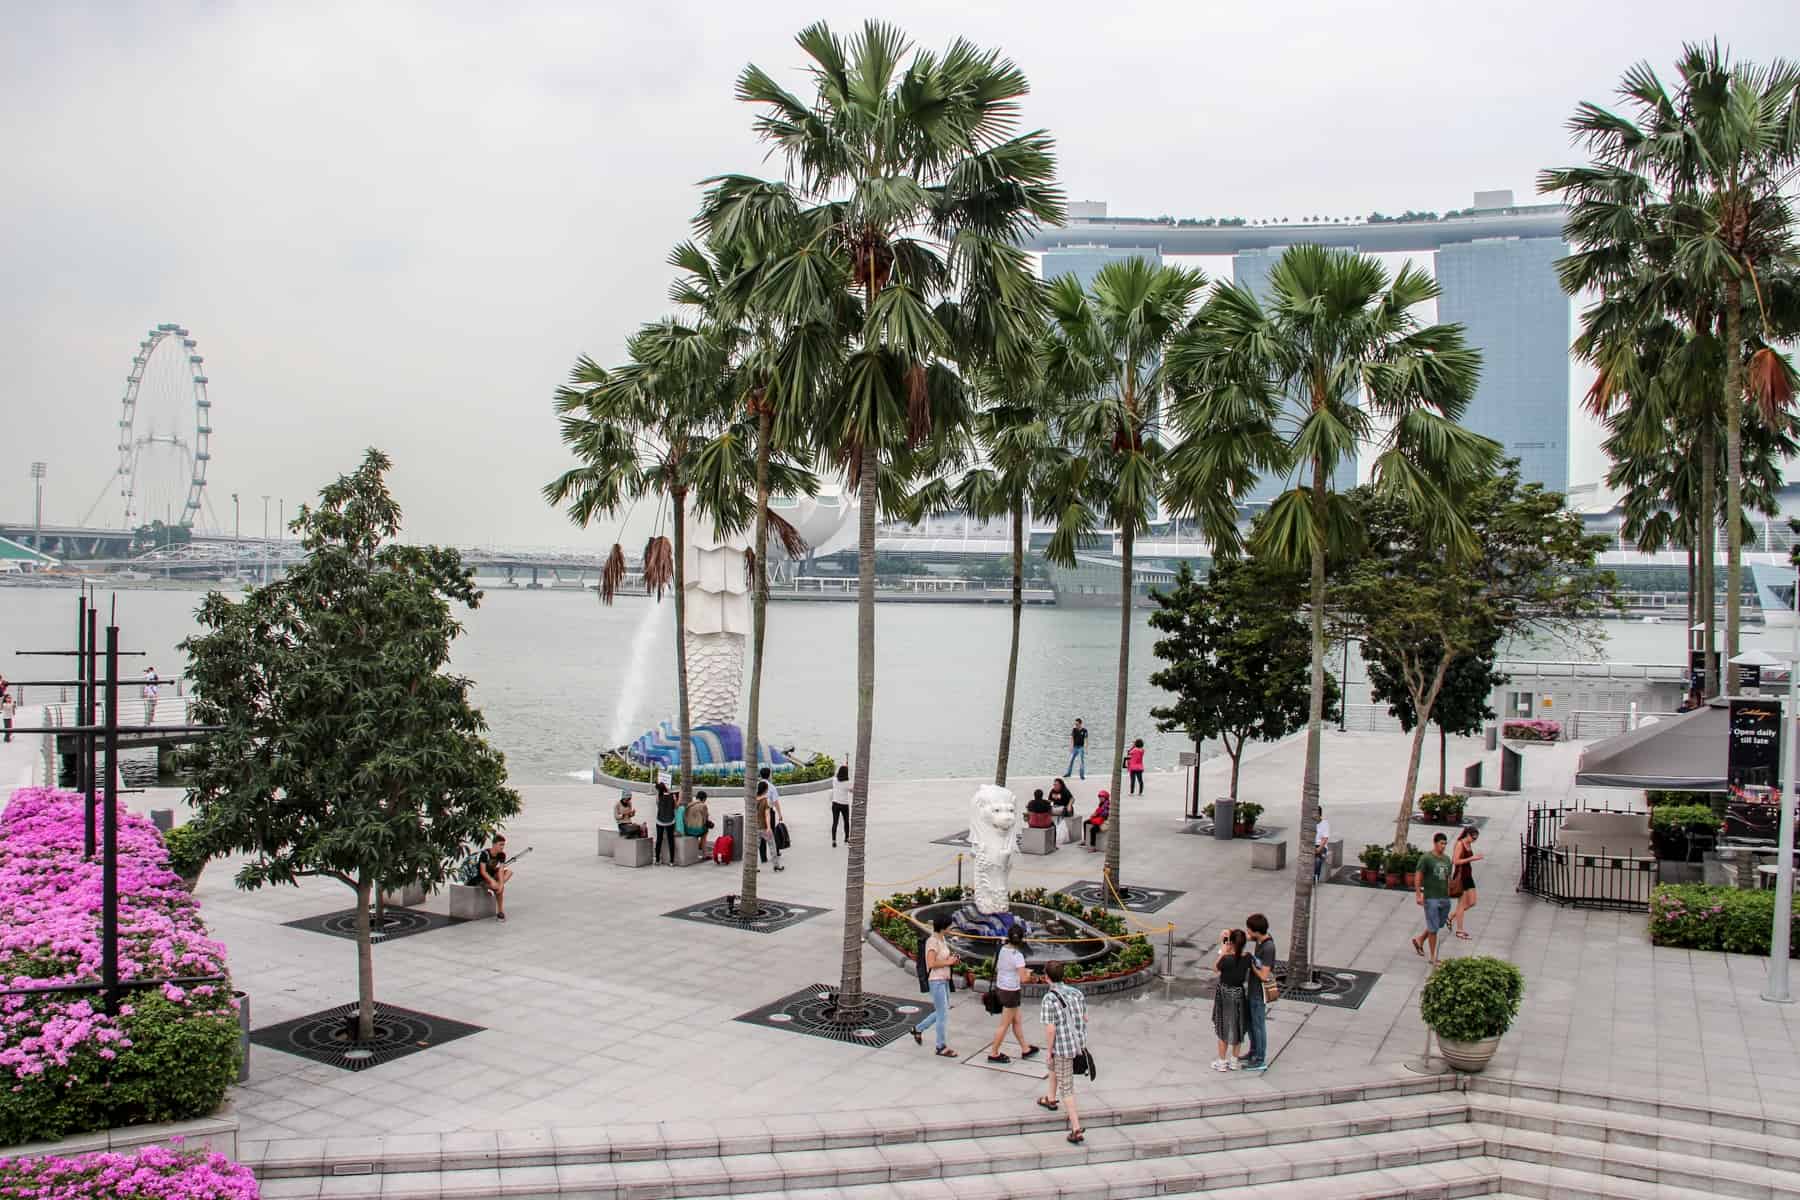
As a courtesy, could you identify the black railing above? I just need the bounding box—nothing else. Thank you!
[1519,803,1656,911]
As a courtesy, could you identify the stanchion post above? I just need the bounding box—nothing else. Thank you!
[101,624,120,1016]
[84,605,98,856]
[956,853,963,895]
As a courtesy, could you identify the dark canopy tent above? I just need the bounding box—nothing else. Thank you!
[1574,700,1793,791]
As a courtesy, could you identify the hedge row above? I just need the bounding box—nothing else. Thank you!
[1648,884,1800,958]
[869,885,1154,983]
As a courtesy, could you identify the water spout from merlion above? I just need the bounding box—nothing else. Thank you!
[607,597,664,748]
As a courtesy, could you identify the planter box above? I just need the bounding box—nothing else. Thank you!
[1437,1033,1503,1072]
[5,1114,239,1164]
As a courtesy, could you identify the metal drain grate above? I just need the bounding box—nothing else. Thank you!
[282,906,465,944]
[1058,880,1187,914]
[661,895,829,934]
[735,983,921,1047]
[250,1001,483,1071]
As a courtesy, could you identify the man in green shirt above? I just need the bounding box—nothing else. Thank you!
[1411,832,1455,966]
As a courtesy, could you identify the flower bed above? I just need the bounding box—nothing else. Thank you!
[1,788,240,1147]
[1649,884,1800,957]
[1502,719,1561,743]
[599,752,837,787]
[869,885,1154,984]
[0,1144,258,1198]
[1416,793,1465,824]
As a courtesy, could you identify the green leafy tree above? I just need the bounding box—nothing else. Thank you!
[1040,258,1212,888]
[1338,468,1612,851]
[703,20,1062,1015]
[1148,557,1337,801]
[181,451,519,1041]
[1168,243,1497,985]
[1368,643,1504,796]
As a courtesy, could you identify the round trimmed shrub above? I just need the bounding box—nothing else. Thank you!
[1420,955,1525,1042]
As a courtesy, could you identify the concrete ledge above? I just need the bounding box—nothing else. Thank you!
[380,883,426,907]
[8,1112,239,1163]
[1251,840,1288,871]
[596,827,618,856]
[447,882,494,920]
[591,770,837,796]
[673,836,704,866]
[861,926,1157,1001]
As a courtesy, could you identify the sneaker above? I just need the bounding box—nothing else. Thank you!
[496,913,507,923]
[1210,1060,1228,1072]
[1226,1059,1241,1070]
[1242,1060,1268,1072]
[1021,1045,1040,1060]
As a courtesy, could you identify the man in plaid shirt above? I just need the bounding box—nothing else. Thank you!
[1036,961,1087,1143]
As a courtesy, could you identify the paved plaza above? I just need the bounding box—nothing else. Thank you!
[8,713,1800,1177]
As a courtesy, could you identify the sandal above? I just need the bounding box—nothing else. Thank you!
[1455,931,1472,940]
[936,1047,958,1057]
[1067,1130,1085,1144]
[912,1029,923,1045]
[987,1053,1012,1064]
[1411,936,1425,958]
[1021,1045,1040,1059]
[1036,1097,1059,1111]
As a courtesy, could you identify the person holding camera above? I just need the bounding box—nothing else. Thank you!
[910,913,960,1057]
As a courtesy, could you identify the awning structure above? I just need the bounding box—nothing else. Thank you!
[1574,700,1795,791]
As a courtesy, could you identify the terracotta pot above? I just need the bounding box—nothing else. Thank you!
[1233,822,1254,836]
[1435,1033,1503,1072]
[1359,868,1380,883]
[1385,872,1402,888]
[1406,871,1420,888]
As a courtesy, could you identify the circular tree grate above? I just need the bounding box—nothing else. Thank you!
[1058,880,1186,914]
[735,983,920,1047]
[250,1001,484,1071]
[662,895,828,935]
[282,906,462,944]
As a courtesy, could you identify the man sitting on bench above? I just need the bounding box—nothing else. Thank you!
[477,835,512,923]
[684,789,714,841]
[1025,789,1055,829]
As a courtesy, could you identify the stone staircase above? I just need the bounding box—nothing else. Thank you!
[249,1071,1800,1199]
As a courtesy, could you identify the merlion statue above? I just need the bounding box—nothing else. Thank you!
[682,521,751,726]
[968,784,1022,916]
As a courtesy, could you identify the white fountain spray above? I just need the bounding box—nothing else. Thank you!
[607,597,665,749]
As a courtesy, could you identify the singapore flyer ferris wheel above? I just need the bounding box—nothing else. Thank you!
[83,323,215,530]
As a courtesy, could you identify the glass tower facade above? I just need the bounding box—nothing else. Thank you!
[1434,236,1571,493]
[1039,245,1163,291]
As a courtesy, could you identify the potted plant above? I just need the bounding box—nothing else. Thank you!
[1403,844,1423,888]
[1358,843,1386,884]
[1382,847,1408,889]
[1420,955,1525,1072]
[1418,793,1464,825]
[1502,718,1561,743]
[1233,801,1264,836]
[162,824,211,893]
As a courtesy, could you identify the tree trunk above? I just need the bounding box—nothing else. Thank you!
[1105,521,1131,892]
[1699,420,1717,696]
[1438,724,1447,796]
[837,441,879,1018]
[1685,538,1695,642]
[672,490,695,806]
[1228,743,1241,801]
[995,500,1024,786]
[1393,659,1450,853]
[354,875,375,1041]
[1722,278,1745,695]
[1288,460,1328,987]
[741,408,772,914]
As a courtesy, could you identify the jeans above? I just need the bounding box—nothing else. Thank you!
[1246,992,1268,1064]
[1067,745,1086,778]
[1128,769,1143,794]
[831,803,849,843]
[654,823,676,863]
[915,979,950,1048]
[1423,897,1453,934]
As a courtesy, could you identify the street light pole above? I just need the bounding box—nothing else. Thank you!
[261,495,270,584]
[30,462,46,556]
[231,493,240,580]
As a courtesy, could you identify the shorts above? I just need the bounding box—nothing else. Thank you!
[1424,898,1453,933]
[997,988,1021,1009]
[1050,1053,1076,1095]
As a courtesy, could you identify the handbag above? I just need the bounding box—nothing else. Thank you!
[1263,979,1280,1004]
[1448,876,1465,898]
[774,821,791,851]
[983,987,1003,1014]
[1072,1047,1096,1079]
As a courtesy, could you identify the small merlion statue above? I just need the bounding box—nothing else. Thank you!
[968,784,1022,916]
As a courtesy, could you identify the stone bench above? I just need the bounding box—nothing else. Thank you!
[1250,840,1288,871]
[1021,825,1057,856]
[1324,837,1343,869]
[614,836,654,868]
[447,883,494,920]
[673,835,706,867]
[596,828,618,857]
[381,883,427,908]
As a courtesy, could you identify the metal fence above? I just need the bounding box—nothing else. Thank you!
[1338,706,1675,742]
[1519,803,1656,912]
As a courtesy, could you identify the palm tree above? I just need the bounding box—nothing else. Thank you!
[703,20,1062,1017]
[1039,259,1208,890]
[1544,43,1799,688]
[1168,244,1496,987]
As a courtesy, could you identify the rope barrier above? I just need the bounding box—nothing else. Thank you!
[873,903,1153,946]
[860,854,1177,938]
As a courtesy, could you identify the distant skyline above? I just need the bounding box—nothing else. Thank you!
[2,1,1791,546]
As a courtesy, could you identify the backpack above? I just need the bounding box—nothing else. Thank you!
[774,822,791,851]
[712,834,734,864]
[458,852,483,885]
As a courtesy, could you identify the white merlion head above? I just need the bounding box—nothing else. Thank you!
[970,784,1019,846]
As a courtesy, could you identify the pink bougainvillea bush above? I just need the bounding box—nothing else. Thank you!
[1,788,239,1147]
[0,1143,259,1199]
[1502,718,1562,743]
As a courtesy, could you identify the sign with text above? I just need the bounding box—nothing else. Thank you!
[1728,700,1782,788]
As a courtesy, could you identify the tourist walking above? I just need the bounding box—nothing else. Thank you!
[1084,790,1109,851]
[829,762,851,848]
[1067,719,1087,779]
[757,779,784,871]
[1212,928,1251,1070]
[1312,806,1331,882]
[142,667,160,724]
[652,781,678,864]
[0,679,14,744]
[1411,832,1454,965]
[476,835,512,922]
[911,913,960,1057]
[984,926,1038,1062]
[1450,826,1483,940]
[1126,739,1145,795]
[1242,913,1276,1071]
[1037,960,1088,1144]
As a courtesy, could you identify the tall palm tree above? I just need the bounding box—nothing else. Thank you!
[1168,244,1495,987]
[1545,43,1800,689]
[1039,259,1207,890]
[703,20,1061,1017]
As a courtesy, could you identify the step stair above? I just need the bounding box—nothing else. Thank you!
[246,1071,1799,1199]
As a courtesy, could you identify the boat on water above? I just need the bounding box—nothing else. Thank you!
[1750,561,1798,629]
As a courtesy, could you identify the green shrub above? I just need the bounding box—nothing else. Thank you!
[1359,843,1387,870]
[868,885,1151,985]
[1234,802,1264,826]
[1384,846,1418,875]
[1649,884,1800,957]
[160,824,211,880]
[1418,793,1464,820]
[600,752,836,787]
[1420,956,1524,1041]
[1646,789,1710,807]
[1648,805,1720,835]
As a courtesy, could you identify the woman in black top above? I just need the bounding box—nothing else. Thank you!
[1048,778,1073,815]
[652,782,678,865]
[1212,928,1252,1070]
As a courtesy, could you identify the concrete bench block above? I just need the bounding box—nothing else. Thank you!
[1059,815,1081,844]
[673,836,704,867]
[596,828,618,857]
[1020,825,1057,856]
[1250,840,1288,871]
[614,836,654,868]
[447,883,494,920]
[1326,837,1344,869]
[381,883,427,908]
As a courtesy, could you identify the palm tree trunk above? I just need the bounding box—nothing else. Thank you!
[1699,420,1718,696]
[1685,538,1695,641]
[837,441,879,1018]
[741,408,772,913]
[1105,521,1131,892]
[672,490,694,806]
[354,874,375,1041]
[1289,462,1328,987]
[1723,278,1745,694]
[995,500,1024,786]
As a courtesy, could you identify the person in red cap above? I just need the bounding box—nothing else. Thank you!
[1084,790,1110,851]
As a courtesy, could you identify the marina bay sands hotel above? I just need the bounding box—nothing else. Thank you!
[1024,190,1584,503]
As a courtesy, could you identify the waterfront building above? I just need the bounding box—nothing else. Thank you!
[1038,242,1164,291]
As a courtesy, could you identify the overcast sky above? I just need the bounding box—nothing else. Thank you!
[3,0,1790,547]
